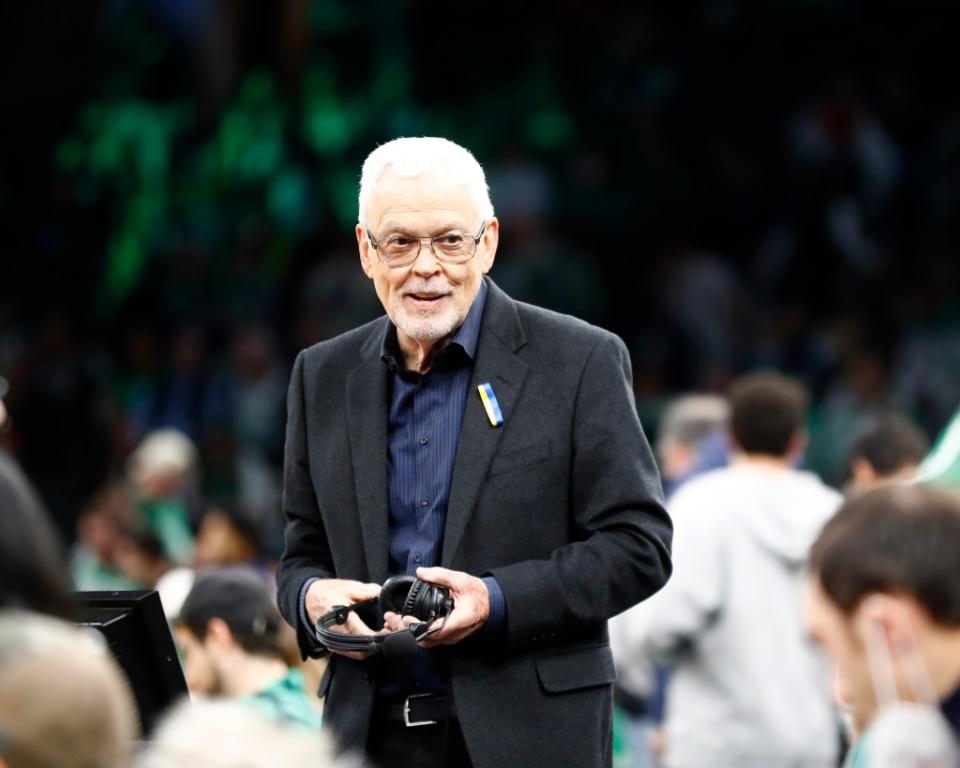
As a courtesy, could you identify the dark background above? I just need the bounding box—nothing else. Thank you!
[2,0,959,545]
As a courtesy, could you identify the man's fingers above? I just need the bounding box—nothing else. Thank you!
[382,611,404,632]
[345,613,377,636]
[306,579,383,625]
[415,566,457,588]
[418,618,470,647]
[350,582,383,602]
[417,604,470,646]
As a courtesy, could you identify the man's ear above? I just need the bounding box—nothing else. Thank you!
[850,458,879,487]
[478,217,499,274]
[205,617,234,651]
[357,224,375,279]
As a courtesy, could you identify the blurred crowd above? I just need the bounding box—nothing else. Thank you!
[2,1,960,766]
[3,3,960,558]
[2,360,960,766]
[610,375,960,768]
[0,384,356,765]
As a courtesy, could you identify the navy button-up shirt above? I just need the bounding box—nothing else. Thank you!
[382,284,485,580]
[378,280,504,695]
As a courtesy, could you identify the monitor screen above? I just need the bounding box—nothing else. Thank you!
[76,590,188,736]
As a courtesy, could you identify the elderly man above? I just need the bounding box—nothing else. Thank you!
[276,137,672,768]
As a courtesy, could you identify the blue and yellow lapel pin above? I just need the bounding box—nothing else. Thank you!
[477,382,504,427]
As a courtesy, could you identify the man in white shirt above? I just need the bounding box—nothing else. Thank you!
[644,371,841,768]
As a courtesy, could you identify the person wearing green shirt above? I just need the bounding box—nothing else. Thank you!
[175,565,321,730]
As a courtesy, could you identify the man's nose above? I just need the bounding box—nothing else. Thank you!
[410,240,442,275]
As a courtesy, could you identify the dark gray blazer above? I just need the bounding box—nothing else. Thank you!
[277,278,672,768]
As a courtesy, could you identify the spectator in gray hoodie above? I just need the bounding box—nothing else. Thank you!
[643,372,841,768]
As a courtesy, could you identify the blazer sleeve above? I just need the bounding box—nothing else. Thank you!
[275,350,333,658]
[489,333,673,649]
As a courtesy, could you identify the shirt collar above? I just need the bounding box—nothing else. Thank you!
[380,279,488,371]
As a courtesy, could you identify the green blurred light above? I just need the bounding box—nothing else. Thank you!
[241,70,276,104]
[303,100,352,154]
[268,168,311,232]
[371,63,410,103]
[524,109,575,150]
[55,138,84,173]
[327,169,360,228]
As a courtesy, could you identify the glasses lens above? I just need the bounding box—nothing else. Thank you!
[432,233,474,262]
[380,236,420,264]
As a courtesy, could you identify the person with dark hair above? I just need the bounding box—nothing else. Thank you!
[846,412,929,489]
[728,371,809,456]
[0,450,75,619]
[806,484,960,747]
[174,566,320,730]
[643,370,841,768]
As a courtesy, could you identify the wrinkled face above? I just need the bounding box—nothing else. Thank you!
[804,577,877,731]
[356,166,498,349]
[174,627,222,697]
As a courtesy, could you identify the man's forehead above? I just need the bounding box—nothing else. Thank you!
[369,166,477,219]
[375,204,474,234]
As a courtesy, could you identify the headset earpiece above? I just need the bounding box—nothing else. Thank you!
[402,578,426,616]
[380,575,417,616]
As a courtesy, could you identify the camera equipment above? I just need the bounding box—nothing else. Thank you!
[314,575,454,657]
[76,590,188,736]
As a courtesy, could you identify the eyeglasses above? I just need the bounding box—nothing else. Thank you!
[367,222,487,267]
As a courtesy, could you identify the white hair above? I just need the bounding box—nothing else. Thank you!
[127,428,199,484]
[656,394,730,457]
[0,611,139,768]
[137,699,367,768]
[357,137,494,228]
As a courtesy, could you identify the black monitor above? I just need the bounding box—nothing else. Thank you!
[75,590,188,736]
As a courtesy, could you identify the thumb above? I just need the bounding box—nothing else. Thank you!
[351,582,383,601]
[415,566,454,587]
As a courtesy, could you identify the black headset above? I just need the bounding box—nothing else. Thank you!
[314,575,454,657]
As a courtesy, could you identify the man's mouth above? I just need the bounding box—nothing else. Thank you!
[405,292,449,303]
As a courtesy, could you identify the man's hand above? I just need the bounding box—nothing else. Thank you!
[383,567,490,647]
[306,578,382,660]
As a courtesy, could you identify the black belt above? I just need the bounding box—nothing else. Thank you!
[379,694,457,727]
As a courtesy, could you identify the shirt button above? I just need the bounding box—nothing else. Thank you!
[420,497,430,507]
[412,553,422,563]
[419,436,428,445]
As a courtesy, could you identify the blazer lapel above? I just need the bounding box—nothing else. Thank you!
[346,319,392,584]
[442,281,529,567]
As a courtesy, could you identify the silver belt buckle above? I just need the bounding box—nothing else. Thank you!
[403,694,438,727]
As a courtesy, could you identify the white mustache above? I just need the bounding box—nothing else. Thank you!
[401,282,452,298]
